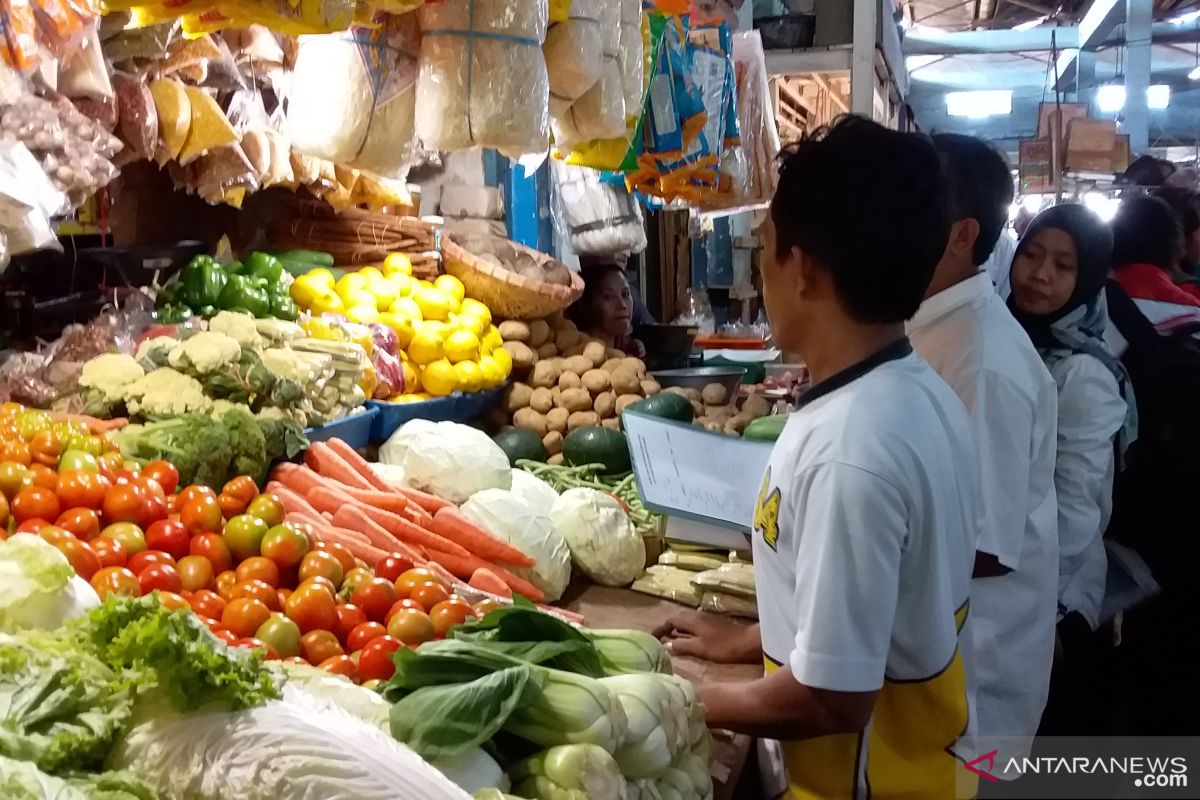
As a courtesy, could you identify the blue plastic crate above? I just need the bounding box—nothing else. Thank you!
[304,406,380,450]
[367,384,506,443]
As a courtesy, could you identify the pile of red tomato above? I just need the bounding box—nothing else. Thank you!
[0,403,497,686]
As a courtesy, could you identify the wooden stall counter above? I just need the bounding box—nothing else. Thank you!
[561,583,763,800]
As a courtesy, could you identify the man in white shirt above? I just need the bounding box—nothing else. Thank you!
[654,117,981,799]
[909,133,1059,765]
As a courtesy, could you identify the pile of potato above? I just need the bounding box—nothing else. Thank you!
[494,314,661,459]
[670,383,773,436]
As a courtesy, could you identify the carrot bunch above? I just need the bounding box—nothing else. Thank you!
[270,438,545,601]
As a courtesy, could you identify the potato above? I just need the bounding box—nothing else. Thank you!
[504,382,533,413]
[605,347,625,360]
[559,387,593,413]
[594,390,617,419]
[568,411,601,431]
[615,393,643,414]
[528,319,552,348]
[551,386,563,406]
[742,393,771,418]
[536,342,559,359]
[543,430,564,455]
[701,383,729,406]
[555,327,583,350]
[530,387,554,414]
[610,367,641,395]
[564,355,593,376]
[581,369,611,394]
[546,406,569,433]
[691,400,705,418]
[601,417,621,430]
[665,385,702,403]
[582,340,608,368]
[705,405,733,423]
[502,341,536,369]
[529,360,562,389]
[601,358,625,373]
[498,320,531,342]
[640,379,661,396]
[558,371,582,390]
[513,407,548,437]
[548,453,565,466]
[702,419,725,433]
[563,344,587,358]
[621,357,647,378]
[724,411,754,435]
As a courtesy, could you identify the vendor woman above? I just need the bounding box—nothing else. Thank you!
[568,261,648,356]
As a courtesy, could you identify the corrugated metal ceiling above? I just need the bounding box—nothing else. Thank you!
[897,0,1197,32]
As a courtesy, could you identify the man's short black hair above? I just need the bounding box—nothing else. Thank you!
[931,133,1014,266]
[1112,195,1183,270]
[1154,186,1200,239]
[770,115,950,324]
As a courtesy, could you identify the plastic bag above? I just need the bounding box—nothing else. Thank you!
[57,27,111,101]
[551,0,623,149]
[631,564,702,606]
[551,159,645,256]
[0,140,65,255]
[371,348,403,399]
[699,590,757,618]
[111,72,157,160]
[543,0,602,103]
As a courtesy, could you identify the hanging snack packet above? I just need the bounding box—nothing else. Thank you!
[1,0,42,74]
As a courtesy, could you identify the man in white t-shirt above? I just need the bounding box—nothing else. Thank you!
[654,117,981,799]
[909,134,1059,766]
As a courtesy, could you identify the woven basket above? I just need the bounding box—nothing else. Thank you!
[441,232,584,320]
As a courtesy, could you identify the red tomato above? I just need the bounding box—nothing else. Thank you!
[255,614,302,659]
[0,440,31,467]
[11,486,60,524]
[37,525,76,547]
[386,607,436,645]
[141,461,179,495]
[56,507,100,540]
[217,492,247,519]
[411,582,451,613]
[134,479,168,527]
[334,603,368,643]
[230,579,280,610]
[375,553,416,583]
[300,629,344,665]
[473,598,504,617]
[260,524,310,569]
[429,600,475,637]
[212,628,239,645]
[55,538,100,580]
[298,550,344,587]
[284,583,338,633]
[277,587,292,610]
[245,493,285,528]
[99,522,146,555]
[137,475,166,501]
[358,636,403,682]
[29,431,61,468]
[318,654,358,679]
[128,549,176,573]
[233,637,279,660]
[178,485,217,506]
[322,542,357,576]
[181,495,222,534]
[223,514,269,561]
[25,464,59,491]
[221,598,273,638]
[91,536,127,568]
[235,556,280,587]
[102,483,146,525]
[55,471,109,510]
[97,452,124,481]
[189,589,227,619]
[189,533,233,574]
[144,520,189,560]
[297,576,336,597]
[91,566,139,599]
[0,461,29,499]
[346,621,387,652]
[138,563,182,594]
[177,555,215,592]
[394,568,447,598]
[351,577,398,623]
[222,476,258,505]
[385,598,423,625]
[155,590,189,612]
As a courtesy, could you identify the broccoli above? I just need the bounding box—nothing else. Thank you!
[219,407,268,485]
[255,414,309,466]
[111,415,233,490]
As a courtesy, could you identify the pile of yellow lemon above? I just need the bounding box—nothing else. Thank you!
[290,253,513,401]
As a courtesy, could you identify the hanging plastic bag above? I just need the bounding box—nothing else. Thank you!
[0,140,66,255]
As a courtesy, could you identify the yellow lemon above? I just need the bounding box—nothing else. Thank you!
[407,328,445,365]
[309,290,345,316]
[458,298,492,324]
[418,319,449,339]
[335,272,368,297]
[367,275,399,309]
[491,345,513,378]
[383,253,413,276]
[445,330,481,364]
[358,266,384,282]
[434,274,466,305]
[414,286,454,321]
[345,304,379,325]
[392,273,416,298]
[305,268,337,288]
[391,296,423,320]
[454,360,484,393]
[340,288,378,310]
[478,354,503,387]
[421,358,458,397]
[378,312,417,349]
[290,274,324,308]
[400,359,421,393]
[481,326,503,355]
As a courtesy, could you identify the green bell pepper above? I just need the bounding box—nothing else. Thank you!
[269,290,299,321]
[156,280,184,306]
[182,259,228,310]
[156,304,193,324]
[196,304,217,318]
[218,274,271,318]
[223,260,246,275]
[245,252,284,284]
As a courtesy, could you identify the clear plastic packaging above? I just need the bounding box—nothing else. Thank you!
[543,0,602,103]
[57,27,112,101]
[730,30,780,205]
[551,159,646,256]
[112,72,158,160]
[551,0,624,149]
[699,590,758,618]
[617,0,642,115]
[416,0,549,157]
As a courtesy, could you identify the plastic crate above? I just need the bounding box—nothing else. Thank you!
[304,406,380,450]
[367,384,507,442]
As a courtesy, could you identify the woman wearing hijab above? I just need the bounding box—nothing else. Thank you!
[1008,205,1138,732]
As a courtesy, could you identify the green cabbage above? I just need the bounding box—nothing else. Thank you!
[0,755,158,800]
[277,661,389,731]
[0,535,99,633]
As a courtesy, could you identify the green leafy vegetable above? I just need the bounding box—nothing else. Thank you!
[448,605,604,679]
[0,754,160,800]
[509,745,627,800]
[0,535,99,633]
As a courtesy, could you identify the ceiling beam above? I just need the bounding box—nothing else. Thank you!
[1054,0,1123,88]
[903,25,1079,53]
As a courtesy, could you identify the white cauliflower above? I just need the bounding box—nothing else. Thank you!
[135,336,179,362]
[261,348,330,387]
[209,311,263,350]
[168,331,241,374]
[79,354,146,400]
[124,368,212,417]
[255,318,305,344]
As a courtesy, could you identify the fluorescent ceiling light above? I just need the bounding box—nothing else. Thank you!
[945,90,1012,119]
[1013,15,1047,31]
[1083,191,1119,222]
[1095,84,1171,112]
[1170,10,1200,25]
[1148,84,1171,109]
[1189,65,1200,81]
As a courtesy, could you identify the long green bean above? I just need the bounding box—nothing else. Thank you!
[516,460,662,537]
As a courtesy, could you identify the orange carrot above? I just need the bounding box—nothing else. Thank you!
[305,443,374,490]
[267,482,324,520]
[308,487,469,557]
[468,568,513,597]
[332,505,427,564]
[424,549,545,602]
[324,437,392,492]
[424,561,461,589]
[335,485,429,526]
[393,485,453,514]
[48,411,128,434]
[272,463,337,499]
[431,507,534,567]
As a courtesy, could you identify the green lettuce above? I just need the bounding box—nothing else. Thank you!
[0,755,158,800]
[0,535,99,633]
